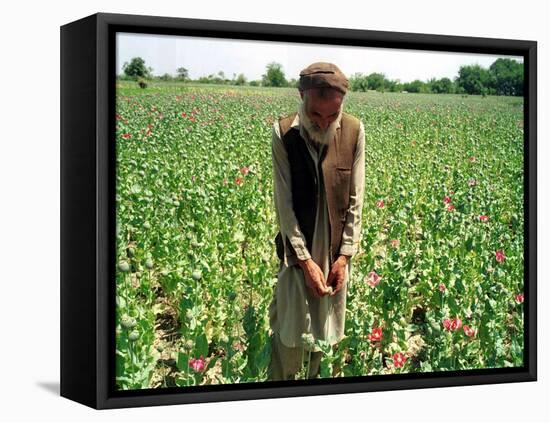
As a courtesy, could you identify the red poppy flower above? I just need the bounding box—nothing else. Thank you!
[495,249,506,263]
[240,166,250,175]
[447,204,455,212]
[393,352,408,368]
[367,327,383,342]
[390,239,399,248]
[121,133,131,139]
[181,112,187,117]
[515,293,524,303]
[479,215,489,222]
[376,199,384,208]
[235,177,243,186]
[438,283,446,292]
[443,196,452,204]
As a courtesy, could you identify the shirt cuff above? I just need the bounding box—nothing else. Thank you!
[293,245,312,261]
[339,243,358,258]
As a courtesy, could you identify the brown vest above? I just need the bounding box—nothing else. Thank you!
[275,111,360,265]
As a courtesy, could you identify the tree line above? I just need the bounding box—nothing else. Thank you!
[119,57,523,96]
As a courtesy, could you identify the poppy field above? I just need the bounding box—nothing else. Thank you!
[114,81,524,389]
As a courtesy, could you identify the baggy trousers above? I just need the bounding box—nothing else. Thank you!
[267,330,323,381]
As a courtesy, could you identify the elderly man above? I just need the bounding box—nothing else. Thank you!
[267,62,366,380]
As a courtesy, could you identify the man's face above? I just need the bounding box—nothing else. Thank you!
[299,88,344,145]
[300,89,343,131]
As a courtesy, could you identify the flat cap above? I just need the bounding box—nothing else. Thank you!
[299,62,349,94]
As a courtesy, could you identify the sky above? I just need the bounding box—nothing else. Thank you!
[116,32,523,84]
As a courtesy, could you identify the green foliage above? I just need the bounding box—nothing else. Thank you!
[122,57,153,80]
[262,62,288,87]
[114,83,525,388]
[489,58,524,96]
[348,58,522,97]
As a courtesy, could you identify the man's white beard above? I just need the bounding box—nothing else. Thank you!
[298,101,342,146]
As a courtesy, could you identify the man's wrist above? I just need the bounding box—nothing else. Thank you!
[337,254,350,265]
[298,257,312,269]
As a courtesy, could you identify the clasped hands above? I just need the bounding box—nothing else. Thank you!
[298,255,349,298]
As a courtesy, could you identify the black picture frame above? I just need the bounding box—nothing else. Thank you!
[60,11,537,409]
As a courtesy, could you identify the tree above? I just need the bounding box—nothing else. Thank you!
[176,67,189,81]
[159,73,173,81]
[402,79,426,93]
[366,73,386,91]
[122,57,152,80]
[288,78,299,88]
[262,62,288,87]
[430,77,454,93]
[349,72,369,92]
[456,64,494,95]
[234,73,247,86]
[489,58,523,96]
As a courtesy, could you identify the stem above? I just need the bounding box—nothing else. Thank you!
[128,340,134,369]
[306,349,312,379]
[301,346,305,379]
[162,359,166,388]
[224,340,229,382]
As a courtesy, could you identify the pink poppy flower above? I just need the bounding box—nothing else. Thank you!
[188,356,206,372]
[365,271,381,287]
[447,204,455,212]
[463,325,477,337]
[390,239,400,248]
[450,317,462,331]
[438,283,446,292]
[240,166,250,175]
[479,215,489,222]
[443,317,462,331]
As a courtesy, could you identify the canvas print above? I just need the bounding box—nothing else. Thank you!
[114,32,525,390]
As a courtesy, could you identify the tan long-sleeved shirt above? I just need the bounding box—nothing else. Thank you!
[271,112,366,266]
[269,110,366,350]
